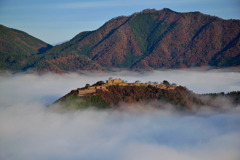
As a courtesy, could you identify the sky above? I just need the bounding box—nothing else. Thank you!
[0,69,240,160]
[0,0,240,45]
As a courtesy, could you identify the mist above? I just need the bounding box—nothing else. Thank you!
[0,68,240,160]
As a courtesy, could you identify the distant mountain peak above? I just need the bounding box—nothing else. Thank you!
[162,8,175,12]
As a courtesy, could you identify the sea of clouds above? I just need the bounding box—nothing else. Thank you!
[0,68,240,160]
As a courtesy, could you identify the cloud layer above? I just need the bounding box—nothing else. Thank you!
[1,104,240,160]
[0,69,240,160]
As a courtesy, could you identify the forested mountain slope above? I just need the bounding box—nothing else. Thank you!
[1,8,240,72]
[0,25,52,71]
[34,8,240,72]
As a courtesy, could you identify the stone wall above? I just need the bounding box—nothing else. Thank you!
[106,79,123,85]
[154,84,167,89]
[78,89,96,96]
[77,79,176,97]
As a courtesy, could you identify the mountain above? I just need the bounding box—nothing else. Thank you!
[1,8,240,72]
[34,8,240,72]
[0,25,52,71]
[50,78,240,111]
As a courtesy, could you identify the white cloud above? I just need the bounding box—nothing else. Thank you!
[0,103,240,160]
[0,68,240,107]
[0,69,240,160]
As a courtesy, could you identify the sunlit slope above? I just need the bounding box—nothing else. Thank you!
[1,8,240,73]
[0,25,52,71]
[35,8,240,72]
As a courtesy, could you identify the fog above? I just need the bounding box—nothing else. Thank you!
[0,69,240,160]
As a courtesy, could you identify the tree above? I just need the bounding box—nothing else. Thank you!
[96,81,104,85]
[85,83,90,89]
[163,80,170,86]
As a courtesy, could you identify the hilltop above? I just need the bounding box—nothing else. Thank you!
[52,78,205,111]
[51,78,240,111]
[1,8,240,72]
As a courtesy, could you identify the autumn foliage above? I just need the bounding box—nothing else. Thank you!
[1,8,240,73]
[56,81,206,111]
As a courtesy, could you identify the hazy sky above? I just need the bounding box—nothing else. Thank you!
[0,0,239,44]
[0,70,240,160]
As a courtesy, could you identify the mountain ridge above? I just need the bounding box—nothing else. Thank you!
[0,8,240,73]
[33,8,240,72]
[0,25,52,55]
[0,24,52,71]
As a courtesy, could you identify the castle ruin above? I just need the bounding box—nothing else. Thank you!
[77,79,176,97]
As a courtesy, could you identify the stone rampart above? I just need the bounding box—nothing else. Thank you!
[78,89,96,96]
[77,79,177,97]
